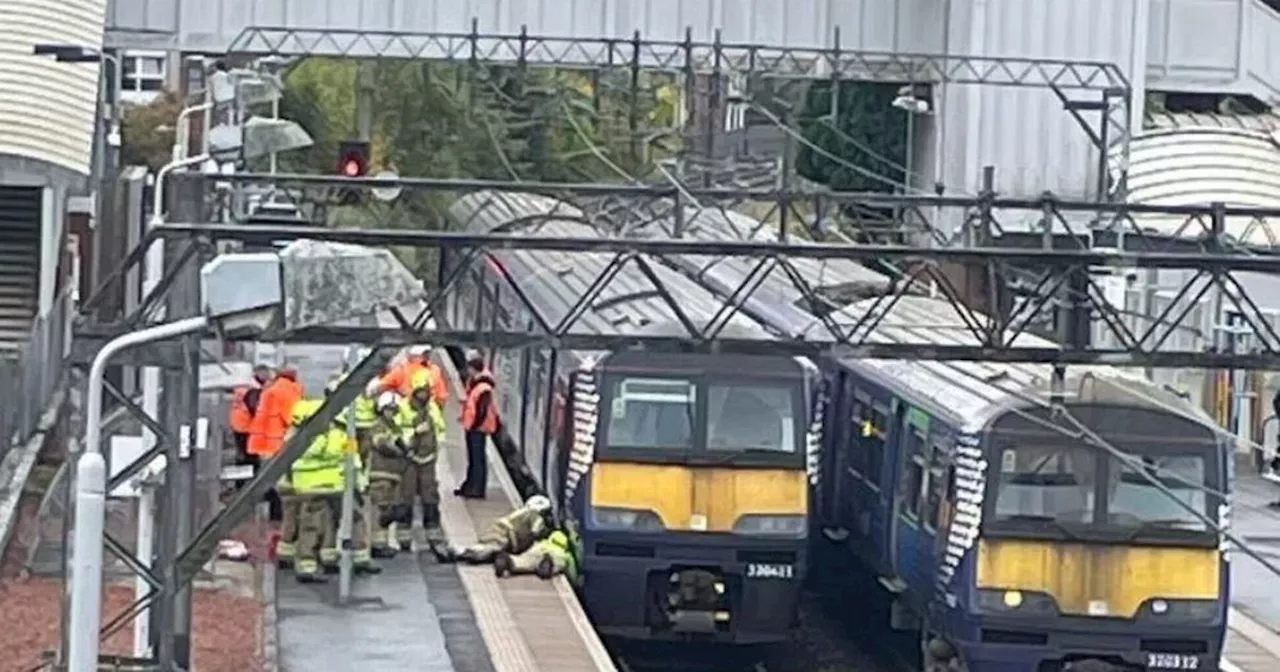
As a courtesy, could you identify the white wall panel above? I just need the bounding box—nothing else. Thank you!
[925,0,1145,210]
[0,0,107,176]
[1247,0,1280,103]
[106,0,940,55]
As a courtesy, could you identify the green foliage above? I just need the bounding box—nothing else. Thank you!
[796,81,909,193]
[119,91,182,171]
[272,58,680,278]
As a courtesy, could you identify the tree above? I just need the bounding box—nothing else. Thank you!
[119,91,182,170]
[796,82,908,193]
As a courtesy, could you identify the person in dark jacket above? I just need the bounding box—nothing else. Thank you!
[455,352,499,499]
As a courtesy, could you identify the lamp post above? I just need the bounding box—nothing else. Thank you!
[32,44,124,181]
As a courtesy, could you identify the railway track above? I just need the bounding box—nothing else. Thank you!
[609,585,916,672]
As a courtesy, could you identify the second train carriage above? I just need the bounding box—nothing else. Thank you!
[438,190,828,644]
[619,206,1233,670]
[820,296,1231,672]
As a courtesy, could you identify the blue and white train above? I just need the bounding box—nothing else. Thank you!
[623,205,1233,672]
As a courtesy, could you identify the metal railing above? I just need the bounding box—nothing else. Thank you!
[0,288,75,462]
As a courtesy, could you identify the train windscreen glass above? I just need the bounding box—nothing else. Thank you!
[600,374,804,465]
[603,377,696,450]
[989,439,1215,539]
[706,383,798,454]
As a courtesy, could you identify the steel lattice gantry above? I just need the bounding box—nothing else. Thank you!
[61,173,1280,670]
[226,24,1132,196]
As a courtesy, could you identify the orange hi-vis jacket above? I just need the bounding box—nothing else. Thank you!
[462,371,499,435]
[248,374,304,457]
[379,356,448,403]
[229,385,256,434]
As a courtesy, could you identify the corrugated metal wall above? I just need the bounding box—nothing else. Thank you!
[106,0,942,53]
[0,0,107,176]
[922,0,1146,205]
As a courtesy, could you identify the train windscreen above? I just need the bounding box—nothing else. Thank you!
[985,435,1219,543]
[598,373,805,467]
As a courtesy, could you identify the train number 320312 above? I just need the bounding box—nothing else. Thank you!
[745,563,794,579]
[1146,653,1200,670]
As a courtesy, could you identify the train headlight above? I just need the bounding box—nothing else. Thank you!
[977,589,1058,615]
[732,514,808,537]
[1142,598,1218,621]
[589,506,664,531]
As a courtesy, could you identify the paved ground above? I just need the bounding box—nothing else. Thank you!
[1230,462,1280,627]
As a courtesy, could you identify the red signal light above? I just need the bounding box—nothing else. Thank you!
[341,158,362,177]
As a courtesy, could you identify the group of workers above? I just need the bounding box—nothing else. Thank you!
[227,345,576,583]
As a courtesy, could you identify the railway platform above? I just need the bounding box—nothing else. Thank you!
[1222,461,1280,672]
[271,345,615,672]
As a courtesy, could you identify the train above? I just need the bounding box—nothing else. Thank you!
[622,206,1233,672]
[437,191,826,645]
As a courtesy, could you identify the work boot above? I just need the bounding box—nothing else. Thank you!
[322,563,339,575]
[276,557,294,570]
[355,562,383,575]
[493,553,513,578]
[296,572,327,584]
[371,545,397,560]
[535,555,556,580]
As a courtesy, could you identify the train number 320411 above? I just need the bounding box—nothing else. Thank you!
[745,563,794,579]
[1146,653,1200,670]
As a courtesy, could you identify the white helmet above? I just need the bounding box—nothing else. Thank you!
[409,344,431,357]
[524,495,552,513]
[375,391,400,412]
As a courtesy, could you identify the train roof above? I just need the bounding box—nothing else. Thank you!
[828,295,1211,434]
[597,199,1211,434]
[618,205,908,338]
[447,190,773,343]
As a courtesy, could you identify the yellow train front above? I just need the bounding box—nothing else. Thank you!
[562,351,817,644]
[937,401,1231,672]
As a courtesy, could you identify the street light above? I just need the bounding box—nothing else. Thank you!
[32,44,124,168]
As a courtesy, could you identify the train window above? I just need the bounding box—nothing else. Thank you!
[707,383,798,453]
[848,401,869,475]
[866,406,888,486]
[993,442,1097,523]
[1106,454,1209,530]
[922,444,947,531]
[900,430,927,520]
[603,377,695,450]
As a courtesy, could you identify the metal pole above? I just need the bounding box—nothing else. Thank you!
[337,347,359,603]
[152,154,211,225]
[69,315,208,672]
[133,221,165,657]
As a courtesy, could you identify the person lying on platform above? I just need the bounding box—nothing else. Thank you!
[493,529,577,582]
[435,494,553,563]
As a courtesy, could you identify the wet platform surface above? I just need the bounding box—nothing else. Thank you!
[269,343,613,672]
[1223,460,1280,671]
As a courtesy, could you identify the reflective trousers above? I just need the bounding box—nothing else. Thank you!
[367,478,399,550]
[277,494,301,560]
[507,547,568,577]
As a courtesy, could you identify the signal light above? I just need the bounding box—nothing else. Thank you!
[335,140,370,205]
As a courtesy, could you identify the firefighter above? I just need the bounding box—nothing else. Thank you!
[316,375,382,576]
[439,495,553,564]
[493,529,577,582]
[371,345,449,404]
[368,391,409,557]
[282,398,346,583]
[394,370,447,548]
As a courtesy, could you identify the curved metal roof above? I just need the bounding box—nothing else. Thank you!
[1123,128,1280,245]
[447,191,771,340]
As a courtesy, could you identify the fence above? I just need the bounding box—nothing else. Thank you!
[0,287,74,463]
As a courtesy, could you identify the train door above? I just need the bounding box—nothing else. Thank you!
[891,406,936,595]
[847,388,892,573]
[818,371,847,527]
